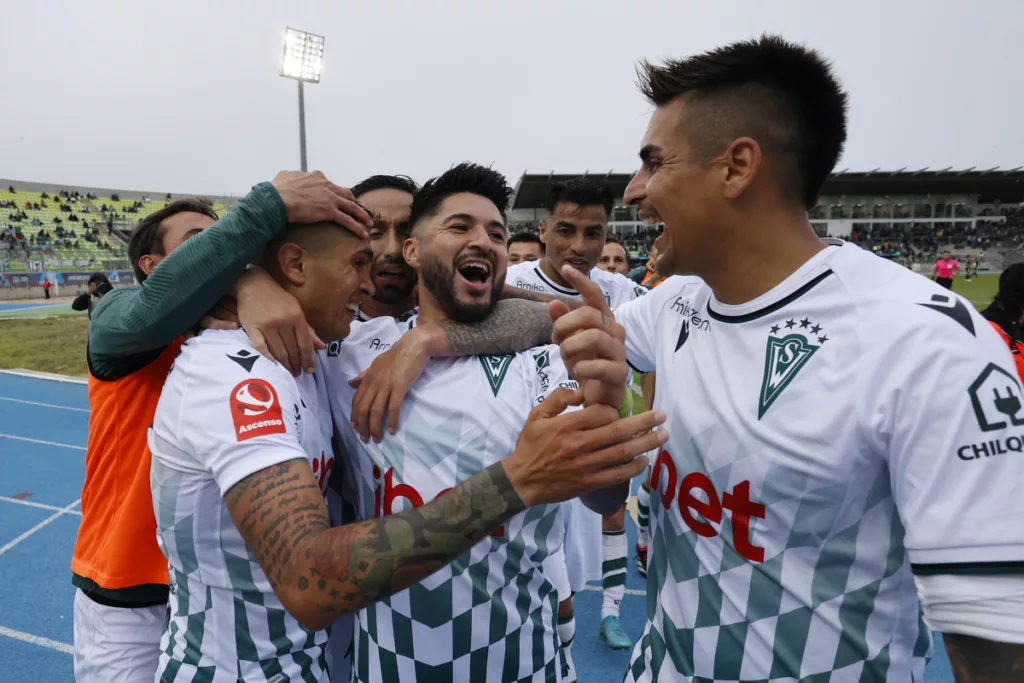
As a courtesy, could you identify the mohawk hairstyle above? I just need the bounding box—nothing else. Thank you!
[351,174,419,199]
[409,163,513,228]
[636,34,848,209]
[545,177,615,218]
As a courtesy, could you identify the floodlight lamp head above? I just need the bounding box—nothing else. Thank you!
[280,27,325,83]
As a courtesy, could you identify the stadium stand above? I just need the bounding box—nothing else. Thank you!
[1,180,235,275]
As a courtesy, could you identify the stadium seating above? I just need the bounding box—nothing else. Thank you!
[1,184,234,265]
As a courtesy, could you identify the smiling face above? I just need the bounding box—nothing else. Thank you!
[361,187,417,306]
[539,201,608,277]
[404,193,508,322]
[623,97,722,278]
[265,224,374,342]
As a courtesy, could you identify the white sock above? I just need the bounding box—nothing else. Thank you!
[636,482,651,548]
[558,612,577,682]
[602,530,627,620]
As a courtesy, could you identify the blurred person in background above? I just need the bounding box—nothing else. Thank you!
[508,230,544,264]
[933,249,960,289]
[599,235,631,276]
[982,263,1024,381]
[71,272,112,318]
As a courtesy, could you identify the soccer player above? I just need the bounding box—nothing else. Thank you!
[70,172,371,683]
[554,35,1024,681]
[505,177,648,654]
[316,163,662,682]
[508,230,544,264]
[934,249,960,289]
[351,174,420,321]
[599,235,631,276]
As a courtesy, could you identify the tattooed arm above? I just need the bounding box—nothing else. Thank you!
[226,389,667,630]
[350,298,564,442]
[943,633,1024,682]
[224,458,523,631]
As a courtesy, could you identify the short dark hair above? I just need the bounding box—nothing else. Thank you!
[637,34,848,209]
[604,234,623,246]
[508,231,542,248]
[128,199,217,283]
[87,272,110,287]
[351,174,419,199]
[409,163,513,229]
[544,177,615,218]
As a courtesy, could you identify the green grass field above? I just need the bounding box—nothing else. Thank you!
[0,273,1001,378]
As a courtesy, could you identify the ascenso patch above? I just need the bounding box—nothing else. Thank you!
[230,378,286,441]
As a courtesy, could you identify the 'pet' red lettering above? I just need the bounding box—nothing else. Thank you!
[652,449,766,562]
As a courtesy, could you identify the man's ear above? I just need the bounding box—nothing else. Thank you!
[138,254,161,277]
[403,236,421,269]
[275,242,309,286]
[538,220,548,245]
[718,137,761,201]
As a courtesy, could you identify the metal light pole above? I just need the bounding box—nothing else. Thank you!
[280,28,325,172]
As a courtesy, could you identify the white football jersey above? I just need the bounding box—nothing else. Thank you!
[617,244,1024,682]
[149,329,338,683]
[506,260,648,309]
[506,259,647,589]
[319,316,577,682]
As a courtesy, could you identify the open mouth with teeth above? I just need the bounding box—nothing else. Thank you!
[455,259,493,294]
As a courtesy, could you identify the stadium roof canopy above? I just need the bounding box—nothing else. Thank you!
[511,167,1024,209]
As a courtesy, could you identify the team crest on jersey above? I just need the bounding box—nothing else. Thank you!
[480,355,514,397]
[230,378,286,441]
[969,363,1024,432]
[758,318,827,419]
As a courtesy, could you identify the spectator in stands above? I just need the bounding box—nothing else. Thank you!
[41,191,48,199]
[982,263,1024,381]
[165,193,172,201]
[598,235,631,276]
[72,273,113,318]
[110,192,119,201]
[7,186,13,193]
[933,249,960,289]
[507,231,544,264]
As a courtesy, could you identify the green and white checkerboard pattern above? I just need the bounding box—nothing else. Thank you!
[153,468,330,683]
[625,453,932,683]
[353,506,564,682]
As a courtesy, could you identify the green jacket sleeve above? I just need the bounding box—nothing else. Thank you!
[88,182,288,377]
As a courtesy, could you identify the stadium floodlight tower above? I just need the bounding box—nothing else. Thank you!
[279,27,325,172]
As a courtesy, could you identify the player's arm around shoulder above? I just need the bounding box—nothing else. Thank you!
[862,302,1024,677]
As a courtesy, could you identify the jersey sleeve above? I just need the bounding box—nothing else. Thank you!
[524,344,579,406]
[873,316,1024,572]
[178,361,308,496]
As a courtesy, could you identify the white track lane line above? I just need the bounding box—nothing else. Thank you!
[0,495,83,516]
[0,433,86,450]
[0,396,89,412]
[0,624,74,654]
[0,498,81,557]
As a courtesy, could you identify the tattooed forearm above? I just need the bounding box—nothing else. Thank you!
[307,461,524,616]
[225,458,524,630]
[440,299,555,356]
[502,285,583,310]
[944,632,1024,683]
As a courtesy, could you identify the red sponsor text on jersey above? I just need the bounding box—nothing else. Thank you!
[651,448,767,562]
[311,450,334,495]
[373,466,505,538]
[230,378,286,442]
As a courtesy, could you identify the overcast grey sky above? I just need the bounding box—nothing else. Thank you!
[2,0,1021,196]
